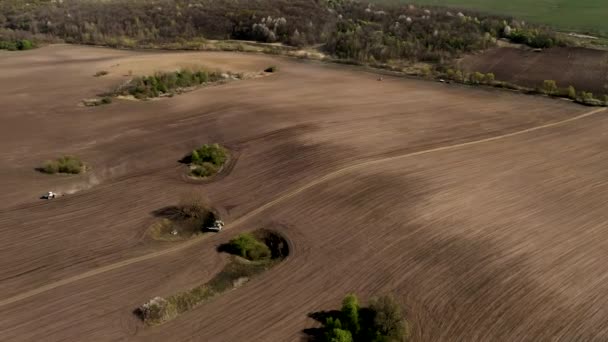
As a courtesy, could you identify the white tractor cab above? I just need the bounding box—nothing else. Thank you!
[206,219,224,232]
[42,191,57,199]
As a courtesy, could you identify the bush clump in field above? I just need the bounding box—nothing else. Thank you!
[40,156,85,174]
[575,91,606,106]
[187,143,228,178]
[139,229,288,325]
[567,85,577,99]
[308,293,409,342]
[138,296,178,326]
[0,39,34,51]
[116,69,229,99]
[445,69,496,86]
[505,28,566,49]
[94,70,109,77]
[542,80,558,95]
[190,162,218,178]
[138,259,272,325]
[222,233,272,261]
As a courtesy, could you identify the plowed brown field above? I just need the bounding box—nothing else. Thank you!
[460,46,608,96]
[1,44,607,341]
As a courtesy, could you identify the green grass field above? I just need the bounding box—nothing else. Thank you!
[370,0,608,36]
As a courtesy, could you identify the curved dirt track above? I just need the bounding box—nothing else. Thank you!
[1,106,603,309]
[2,45,608,341]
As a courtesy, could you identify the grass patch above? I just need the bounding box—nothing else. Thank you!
[38,155,85,174]
[184,143,229,178]
[137,229,289,326]
[114,68,237,100]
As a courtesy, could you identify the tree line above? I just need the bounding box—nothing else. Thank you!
[0,0,568,63]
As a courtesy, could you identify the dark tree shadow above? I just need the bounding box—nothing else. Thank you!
[301,310,341,341]
[216,229,291,259]
[216,242,238,255]
[151,206,184,220]
[260,230,290,259]
[151,206,215,222]
[309,309,341,323]
[132,307,144,321]
[178,154,191,164]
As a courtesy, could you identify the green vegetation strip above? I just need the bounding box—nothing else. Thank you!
[114,69,238,100]
[0,39,34,51]
[39,156,85,174]
[138,231,288,326]
[139,258,275,326]
[440,69,608,107]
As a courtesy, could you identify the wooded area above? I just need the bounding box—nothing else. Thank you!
[0,0,566,63]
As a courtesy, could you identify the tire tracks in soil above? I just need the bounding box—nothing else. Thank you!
[0,107,604,308]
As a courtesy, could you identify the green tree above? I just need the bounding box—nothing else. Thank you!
[341,293,360,335]
[567,85,576,99]
[225,233,271,260]
[324,318,353,341]
[16,39,33,50]
[580,91,594,101]
[325,317,343,330]
[542,80,558,95]
[454,70,464,82]
[327,328,353,342]
[471,72,485,84]
[484,73,495,83]
[369,295,408,342]
[191,150,201,164]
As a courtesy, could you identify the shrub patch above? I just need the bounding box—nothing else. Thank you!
[113,68,238,100]
[137,229,288,326]
[184,143,229,178]
[38,156,86,174]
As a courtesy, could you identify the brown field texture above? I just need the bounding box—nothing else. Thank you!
[1,44,608,341]
[460,46,608,96]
